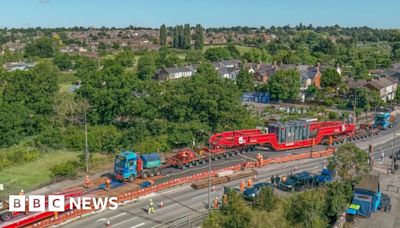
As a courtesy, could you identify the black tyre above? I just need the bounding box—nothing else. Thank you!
[128,175,136,182]
[155,169,161,176]
[188,163,193,168]
[0,212,12,222]
[142,172,148,179]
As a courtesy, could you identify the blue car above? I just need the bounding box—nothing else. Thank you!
[243,182,274,200]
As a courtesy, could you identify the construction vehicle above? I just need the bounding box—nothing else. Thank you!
[209,121,356,151]
[374,112,395,129]
[114,152,163,182]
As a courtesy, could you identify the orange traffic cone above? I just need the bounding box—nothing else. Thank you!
[159,201,164,208]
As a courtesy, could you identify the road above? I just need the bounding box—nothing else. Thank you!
[60,127,400,228]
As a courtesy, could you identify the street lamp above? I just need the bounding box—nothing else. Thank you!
[197,130,213,211]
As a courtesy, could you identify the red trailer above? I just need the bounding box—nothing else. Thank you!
[209,121,356,151]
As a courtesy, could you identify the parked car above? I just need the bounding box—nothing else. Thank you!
[279,171,314,192]
[243,182,274,200]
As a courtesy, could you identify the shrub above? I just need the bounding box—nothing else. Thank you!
[49,160,80,178]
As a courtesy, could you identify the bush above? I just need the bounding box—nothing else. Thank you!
[328,112,339,120]
[0,147,40,171]
[49,160,80,178]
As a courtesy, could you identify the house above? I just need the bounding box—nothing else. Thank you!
[347,76,397,101]
[154,66,196,81]
[3,62,36,71]
[253,63,279,84]
[300,64,321,90]
[214,60,241,79]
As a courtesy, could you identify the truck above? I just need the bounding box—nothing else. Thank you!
[374,112,395,129]
[114,151,163,182]
[314,168,334,186]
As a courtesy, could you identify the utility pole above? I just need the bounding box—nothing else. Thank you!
[391,122,396,173]
[208,137,212,211]
[84,110,89,174]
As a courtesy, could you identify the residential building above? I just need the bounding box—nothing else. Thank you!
[3,62,36,71]
[347,76,398,101]
[154,66,196,81]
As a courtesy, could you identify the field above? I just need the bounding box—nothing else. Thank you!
[203,44,254,55]
[0,150,79,192]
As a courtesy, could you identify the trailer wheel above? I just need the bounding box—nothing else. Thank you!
[0,212,12,222]
[128,175,136,183]
[155,169,161,176]
[142,172,148,179]
[200,160,206,164]
[181,165,187,170]
[188,163,193,168]
[149,172,155,177]
[194,161,200,166]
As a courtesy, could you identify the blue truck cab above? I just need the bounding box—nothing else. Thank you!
[114,151,162,182]
[374,112,395,129]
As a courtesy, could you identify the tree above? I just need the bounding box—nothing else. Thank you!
[204,47,231,62]
[53,53,73,71]
[159,24,167,46]
[183,24,191,49]
[178,25,185,48]
[173,26,179,48]
[325,182,353,225]
[267,69,301,101]
[115,50,135,67]
[137,54,156,80]
[328,143,369,182]
[24,37,57,58]
[194,24,204,50]
[391,42,400,61]
[227,44,240,59]
[236,68,254,92]
[321,68,341,88]
[285,190,328,228]
[253,187,279,212]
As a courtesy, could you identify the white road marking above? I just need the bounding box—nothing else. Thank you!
[111,217,138,227]
[109,212,127,220]
[238,154,257,161]
[158,203,178,211]
[161,185,191,195]
[131,222,145,228]
[96,218,107,223]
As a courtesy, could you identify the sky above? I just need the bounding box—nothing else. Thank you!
[1,0,399,28]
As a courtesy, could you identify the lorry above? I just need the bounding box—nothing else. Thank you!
[374,112,395,129]
[114,151,163,182]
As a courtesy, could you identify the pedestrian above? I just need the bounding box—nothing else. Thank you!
[85,175,90,189]
[247,177,252,188]
[282,175,287,183]
[275,176,280,186]
[148,199,155,214]
[222,194,228,206]
[271,175,275,185]
[240,179,245,192]
[213,197,219,209]
[105,178,111,191]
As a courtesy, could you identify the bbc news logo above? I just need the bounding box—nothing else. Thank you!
[9,195,118,212]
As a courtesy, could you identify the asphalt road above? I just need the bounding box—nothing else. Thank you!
[62,157,327,228]
[60,127,400,228]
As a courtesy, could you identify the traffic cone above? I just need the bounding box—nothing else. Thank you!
[159,201,164,208]
[105,220,111,227]
[212,185,216,192]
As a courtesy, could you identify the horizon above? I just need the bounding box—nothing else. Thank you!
[1,0,400,29]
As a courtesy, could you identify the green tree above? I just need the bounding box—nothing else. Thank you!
[173,26,179,48]
[227,44,240,59]
[236,68,254,92]
[253,187,279,212]
[204,47,231,62]
[391,42,400,61]
[285,190,328,228]
[159,24,167,46]
[53,53,73,71]
[183,24,191,49]
[137,54,156,80]
[194,24,204,50]
[267,69,301,101]
[325,182,353,225]
[328,143,369,182]
[24,37,58,58]
[321,68,341,88]
[115,50,135,67]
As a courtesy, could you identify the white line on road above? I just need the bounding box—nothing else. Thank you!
[96,218,107,223]
[108,212,127,220]
[111,217,138,227]
[158,203,178,211]
[161,185,191,195]
[238,154,257,161]
[131,222,145,228]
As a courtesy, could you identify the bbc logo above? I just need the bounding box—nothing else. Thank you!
[9,195,65,212]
